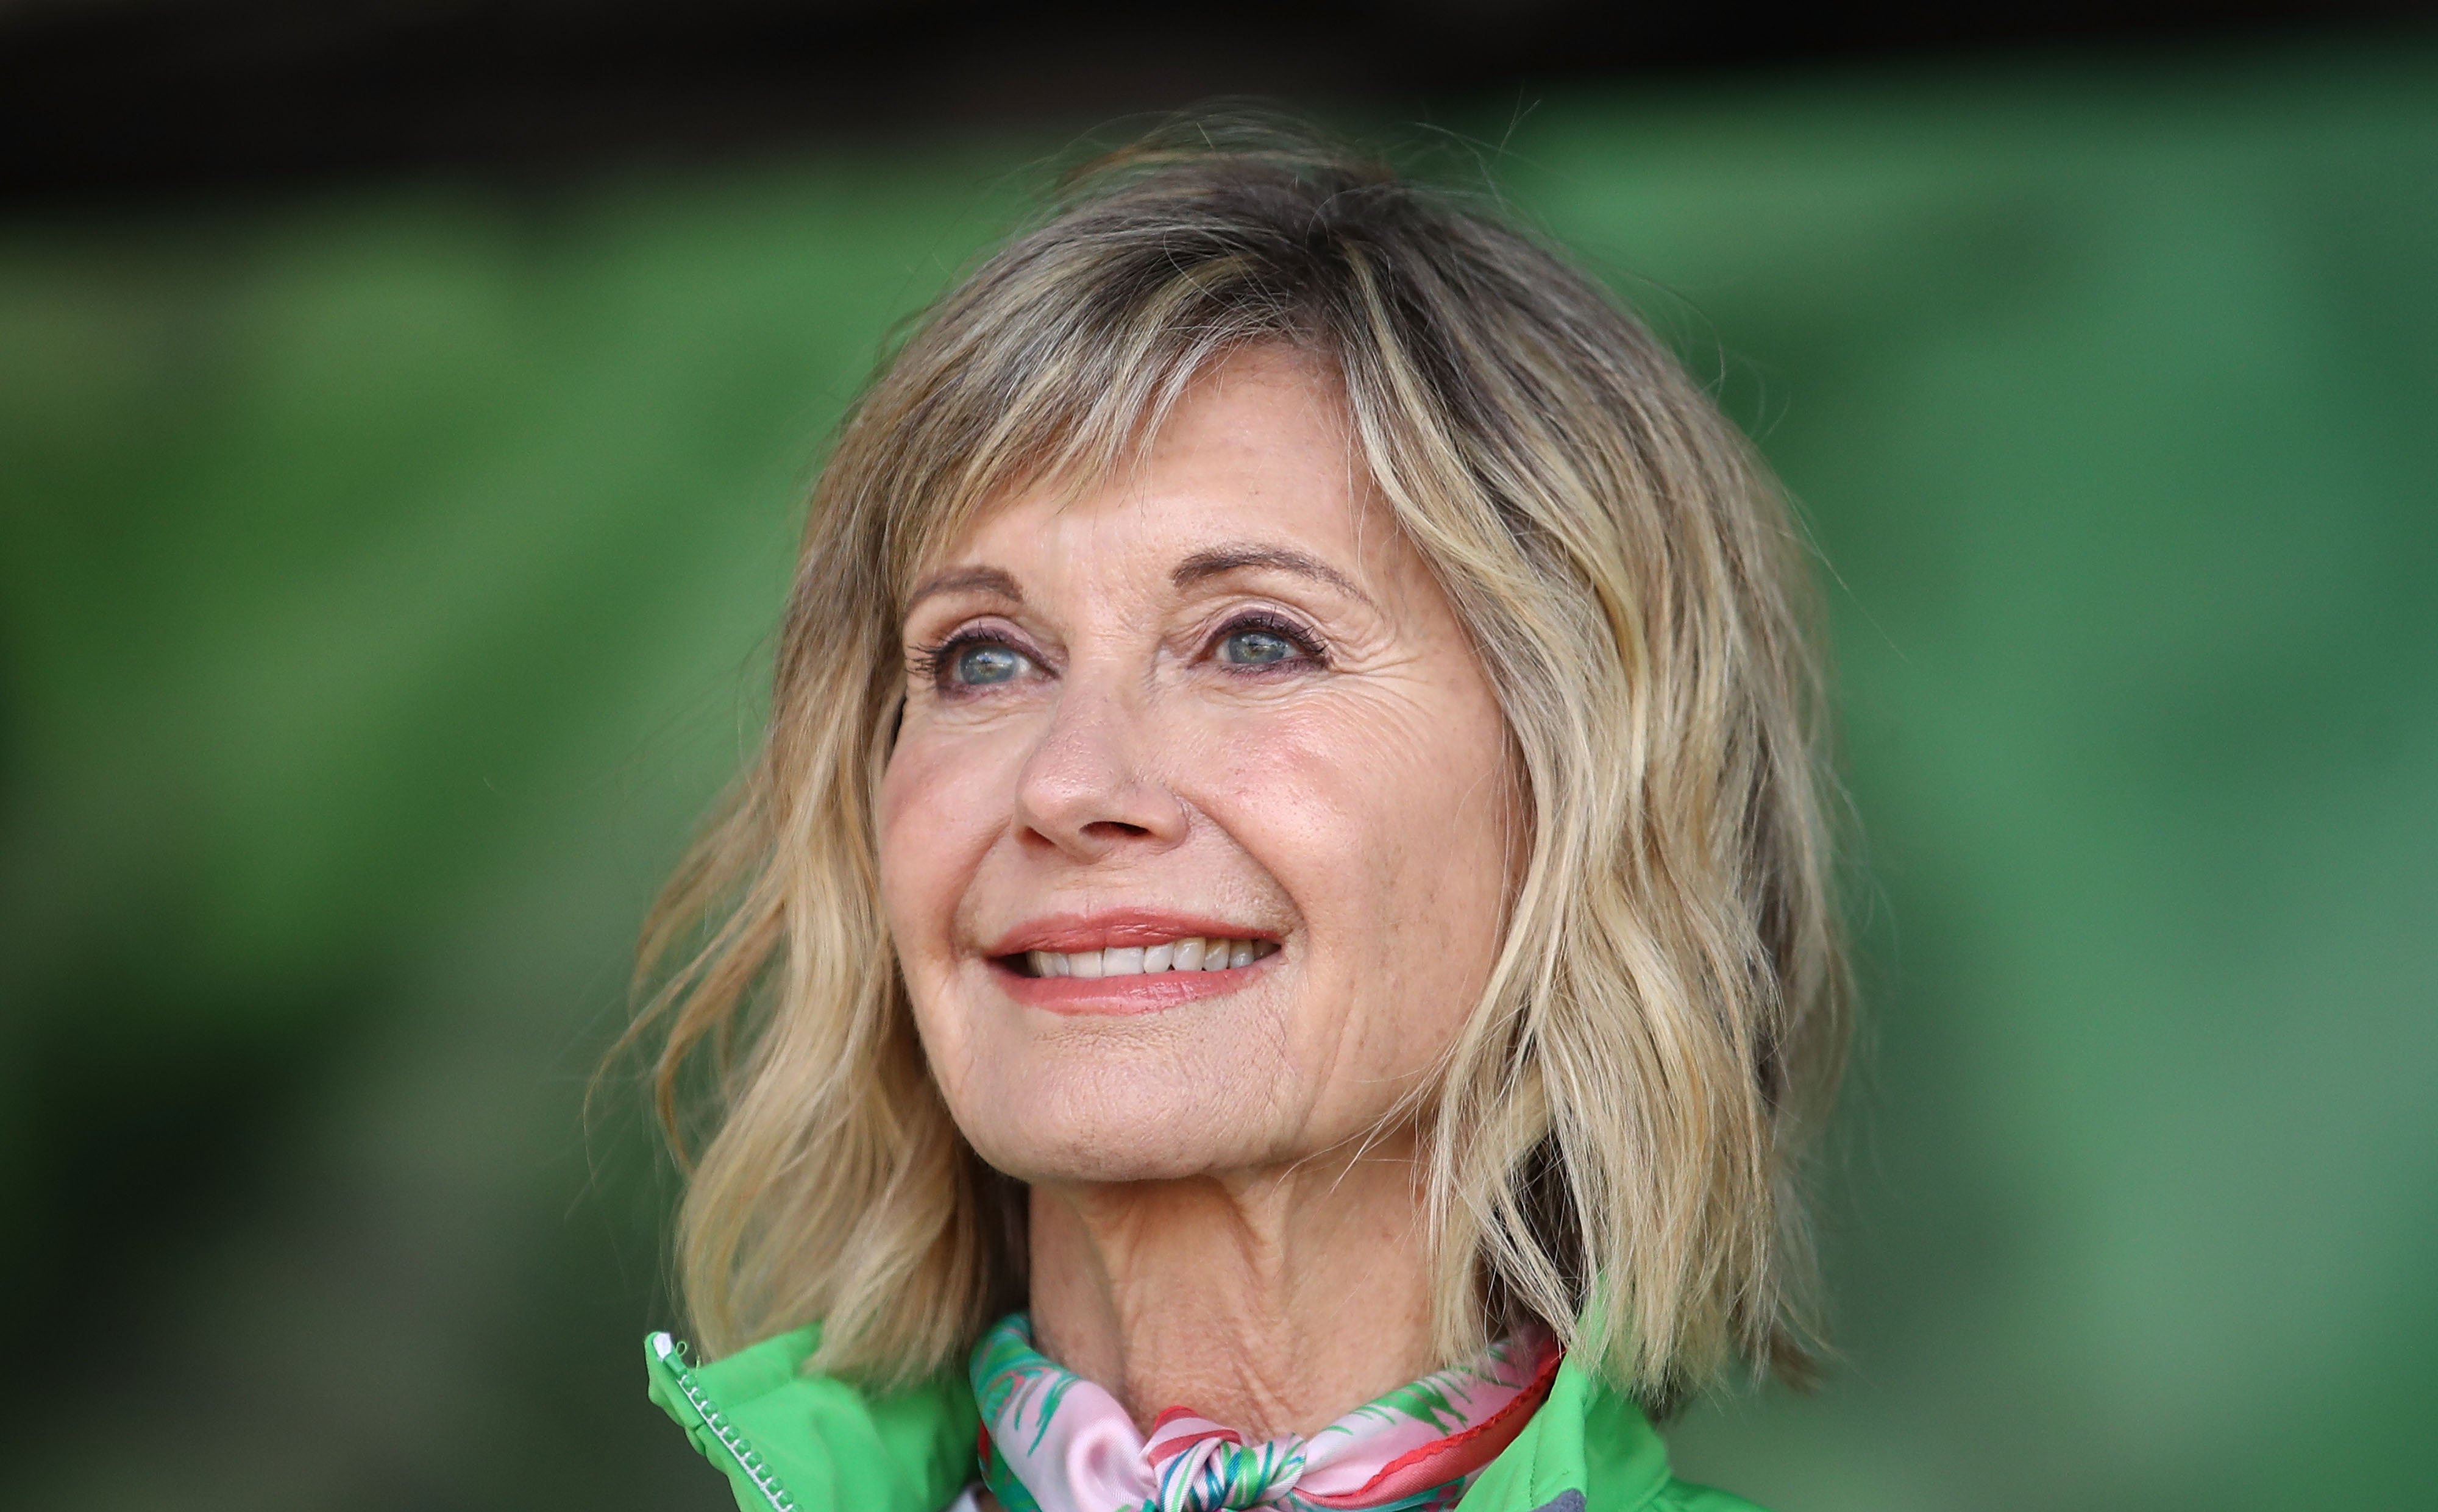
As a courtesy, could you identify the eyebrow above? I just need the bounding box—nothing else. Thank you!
[904,566,1023,614]
[1170,544,1373,607]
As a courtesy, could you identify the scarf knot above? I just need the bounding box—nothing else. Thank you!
[1146,1413,1308,1511]
[968,1315,1562,1512]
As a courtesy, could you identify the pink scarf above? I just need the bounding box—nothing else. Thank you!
[968,1313,1561,1512]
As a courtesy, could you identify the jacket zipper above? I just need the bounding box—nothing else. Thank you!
[650,1332,800,1511]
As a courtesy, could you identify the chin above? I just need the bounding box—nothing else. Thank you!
[953,1056,1294,1186]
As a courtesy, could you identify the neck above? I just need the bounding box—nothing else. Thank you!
[1025,1132,1437,1442]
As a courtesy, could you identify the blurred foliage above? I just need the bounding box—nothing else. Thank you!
[2,45,2433,1512]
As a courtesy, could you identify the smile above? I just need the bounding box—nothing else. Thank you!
[984,910,1284,1015]
[1017,937,1280,979]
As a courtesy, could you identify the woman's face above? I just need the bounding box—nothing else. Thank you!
[880,349,1518,1185]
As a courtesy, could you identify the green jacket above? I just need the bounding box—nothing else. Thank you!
[644,1327,1767,1512]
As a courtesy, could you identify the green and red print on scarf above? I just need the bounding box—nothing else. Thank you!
[967,1314,1562,1512]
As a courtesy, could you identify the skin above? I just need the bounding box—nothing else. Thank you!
[878,346,1519,1446]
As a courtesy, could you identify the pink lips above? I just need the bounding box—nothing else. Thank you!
[984,908,1281,1017]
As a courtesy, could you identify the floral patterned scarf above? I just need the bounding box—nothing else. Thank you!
[967,1313,1562,1512]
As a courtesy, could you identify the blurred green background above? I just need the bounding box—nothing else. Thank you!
[4,44,2434,1512]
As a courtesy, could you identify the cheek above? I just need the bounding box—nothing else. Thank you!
[1207,688,1514,1064]
[876,725,1005,972]
[1367,731,1515,1028]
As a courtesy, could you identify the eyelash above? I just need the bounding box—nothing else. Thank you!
[907,628,1022,689]
[906,609,1328,691]
[1209,610,1327,669]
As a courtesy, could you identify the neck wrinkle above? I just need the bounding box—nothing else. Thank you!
[1023,1131,1438,1442]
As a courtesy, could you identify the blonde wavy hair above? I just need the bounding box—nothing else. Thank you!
[633,118,1849,1412]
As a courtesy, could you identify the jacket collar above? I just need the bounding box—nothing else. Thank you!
[645,1326,1677,1512]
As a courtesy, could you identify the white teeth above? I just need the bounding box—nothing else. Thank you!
[1022,936,1274,978]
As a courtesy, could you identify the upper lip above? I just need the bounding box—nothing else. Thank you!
[983,907,1281,957]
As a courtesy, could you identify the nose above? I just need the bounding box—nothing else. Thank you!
[1011,673,1189,861]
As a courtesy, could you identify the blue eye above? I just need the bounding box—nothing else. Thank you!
[953,643,1026,684]
[1220,627,1298,665]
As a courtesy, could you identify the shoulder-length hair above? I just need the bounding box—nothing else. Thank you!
[633,117,1849,1412]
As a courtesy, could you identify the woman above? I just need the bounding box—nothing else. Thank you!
[633,120,1847,1512]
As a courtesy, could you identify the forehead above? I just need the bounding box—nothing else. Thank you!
[920,348,1395,591]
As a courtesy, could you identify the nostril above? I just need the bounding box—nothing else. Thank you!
[1082,820,1152,839]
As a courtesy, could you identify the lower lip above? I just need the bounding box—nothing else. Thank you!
[989,955,1275,1015]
